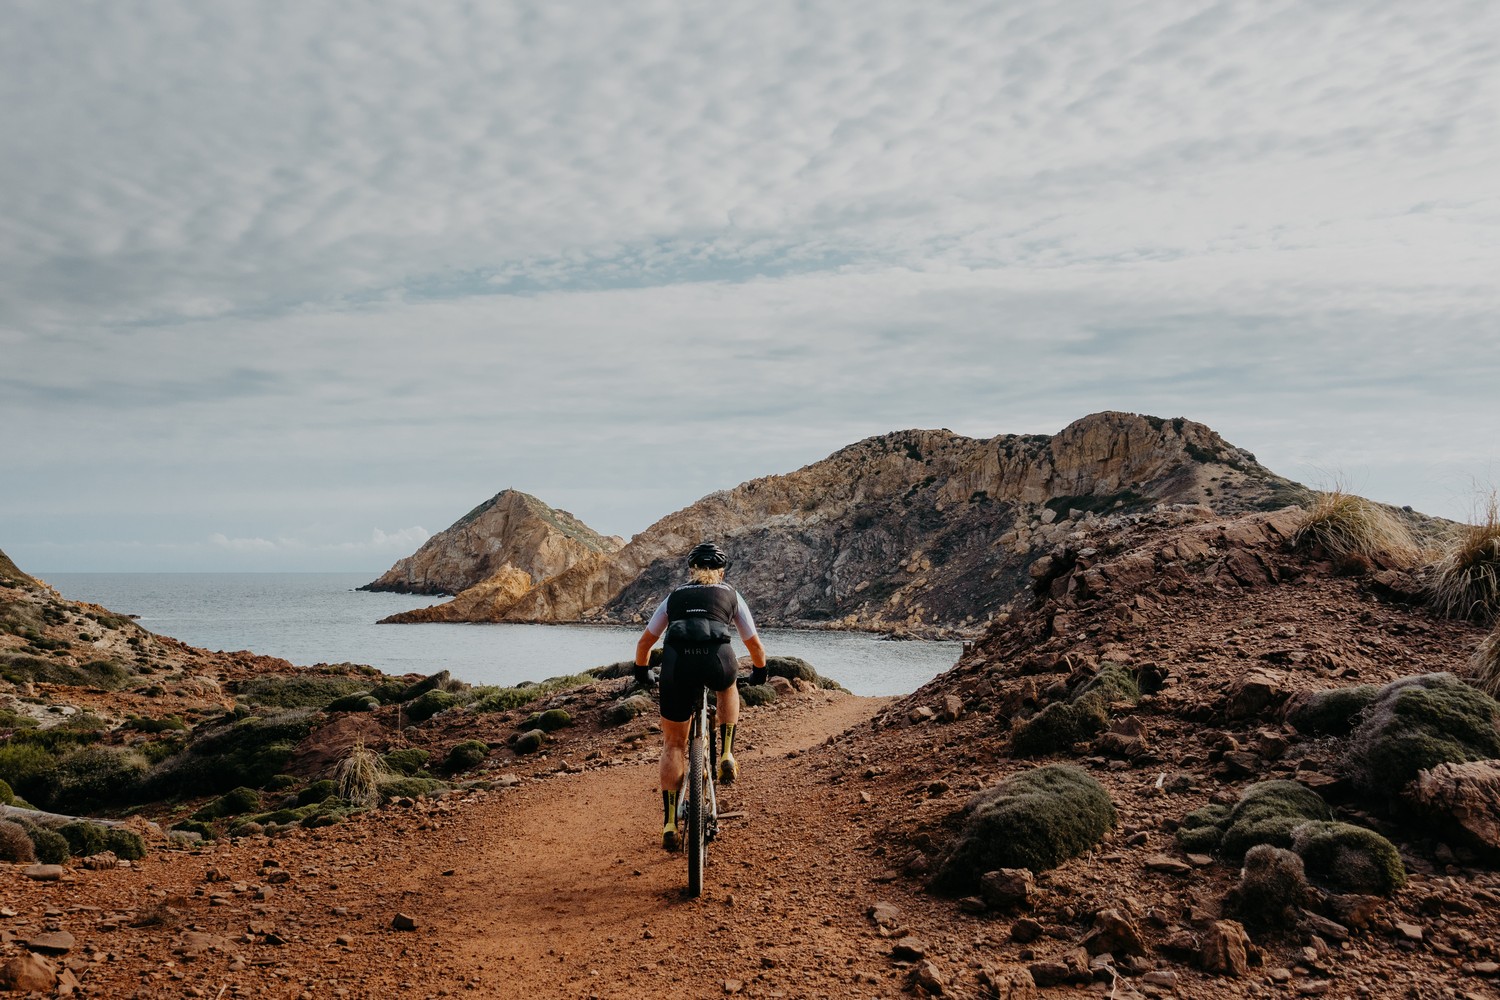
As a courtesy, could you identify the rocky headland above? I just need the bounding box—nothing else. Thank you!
[372,411,1323,633]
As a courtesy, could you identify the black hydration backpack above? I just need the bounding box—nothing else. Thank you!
[662,584,737,651]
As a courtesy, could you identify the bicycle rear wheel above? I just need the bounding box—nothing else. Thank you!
[687,721,706,897]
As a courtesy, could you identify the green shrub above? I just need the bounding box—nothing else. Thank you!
[738,684,778,707]
[1175,803,1233,853]
[326,693,380,713]
[0,820,35,862]
[145,709,318,797]
[0,706,38,729]
[523,708,572,732]
[382,748,430,776]
[296,779,337,805]
[1219,781,1333,862]
[58,821,110,857]
[377,776,448,801]
[0,777,12,805]
[124,714,188,734]
[0,741,60,804]
[194,786,262,821]
[1291,821,1406,895]
[369,680,410,704]
[603,694,656,726]
[1227,845,1308,927]
[172,819,215,840]
[51,747,149,813]
[932,764,1116,889]
[445,740,489,772]
[106,828,147,860]
[1078,663,1141,704]
[28,827,70,864]
[1286,686,1380,736]
[265,773,299,791]
[238,674,368,709]
[513,729,547,754]
[406,689,458,723]
[1348,673,1500,797]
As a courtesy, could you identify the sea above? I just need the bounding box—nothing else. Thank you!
[42,573,962,698]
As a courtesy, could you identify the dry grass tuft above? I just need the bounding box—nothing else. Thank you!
[1293,489,1416,568]
[1428,492,1500,622]
[1470,627,1500,698]
[334,738,387,807]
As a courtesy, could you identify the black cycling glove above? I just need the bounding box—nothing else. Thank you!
[750,667,767,686]
[633,664,653,688]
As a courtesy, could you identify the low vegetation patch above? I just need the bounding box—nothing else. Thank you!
[445,740,490,771]
[1347,673,1500,798]
[193,786,262,821]
[933,764,1116,889]
[377,776,448,801]
[470,674,595,713]
[1012,663,1138,756]
[0,819,35,862]
[1427,492,1500,622]
[382,748,430,776]
[522,708,572,732]
[738,684,777,707]
[1293,489,1416,569]
[237,674,370,709]
[145,708,318,798]
[1220,781,1333,862]
[405,688,460,722]
[1226,845,1308,927]
[1471,627,1500,698]
[334,739,386,807]
[58,820,110,857]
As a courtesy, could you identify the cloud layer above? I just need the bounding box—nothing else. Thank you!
[2,1,1497,570]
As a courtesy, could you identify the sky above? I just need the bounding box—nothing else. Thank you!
[3,0,1498,573]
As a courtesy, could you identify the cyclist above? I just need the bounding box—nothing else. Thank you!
[634,541,767,850]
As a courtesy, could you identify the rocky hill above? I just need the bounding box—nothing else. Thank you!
[382,411,1306,632]
[360,489,624,598]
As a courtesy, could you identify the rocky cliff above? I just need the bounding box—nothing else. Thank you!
[381,412,1305,632]
[361,490,625,597]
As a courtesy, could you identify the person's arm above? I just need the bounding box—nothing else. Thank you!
[635,627,659,668]
[734,593,768,684]
[744,635,768,685]
[634,598,670,685]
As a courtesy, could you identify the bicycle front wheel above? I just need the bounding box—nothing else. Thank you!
[687,730,706,897]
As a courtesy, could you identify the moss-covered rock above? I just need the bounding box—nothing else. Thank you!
[603,694,655,726]
[523,708,572,732]
[405,689,458,723]
[766,656,818,683]
[1348,673,1500,797]
[326,692,380,713]
[1175,803,1233,853]
[296,779,337,806]
[194,786,262,821]
[1291,821,1406,896]
[58,821,110,858]
[1286,685,1380,736]
[1011,664,1138,757]
[382,748,430,776]
[513,729,547,755]
[1220,781,1333,862]
[738,684,778,707]
[377,776,448,801]
[445,740,489,771]
[933,764,1116,889]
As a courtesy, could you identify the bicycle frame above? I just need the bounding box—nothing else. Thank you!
[678,686,719,896]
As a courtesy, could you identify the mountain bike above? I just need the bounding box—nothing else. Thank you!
[679,685,720,897]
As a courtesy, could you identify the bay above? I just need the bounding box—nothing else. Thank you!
[42,573,961,697]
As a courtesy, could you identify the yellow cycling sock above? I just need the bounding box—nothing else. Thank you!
[662,789,678,829]
[719,723,736,758]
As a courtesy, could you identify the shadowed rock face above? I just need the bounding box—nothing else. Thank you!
[377,412,1304,632]
[360,490,625,596]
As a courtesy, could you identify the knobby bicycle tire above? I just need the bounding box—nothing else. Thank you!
[687,717,706,897]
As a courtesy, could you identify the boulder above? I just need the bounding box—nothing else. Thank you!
[0,953,56,992]
[1082,908,1147,956]
[1408,759,1500,849]
[1199,920,1252,977]
[1226,670,1289,720]
[978,869,1035,911]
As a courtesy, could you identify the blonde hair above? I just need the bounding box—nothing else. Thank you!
[689,566,726,586]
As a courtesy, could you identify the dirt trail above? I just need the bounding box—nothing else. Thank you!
[391,691,893,998]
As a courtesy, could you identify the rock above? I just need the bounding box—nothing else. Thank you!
[979,868,1035,910]
[908,960,947,995]
[909,705,936,723]
[1299,910,1350,942]
[941,695,964,722]
[81,851,118,871]
[1408,760,1500,849]
[1082,908,1147,957]
[868,902,902,929]
[391,913,418,931]
[891,936,927,961]
[0,953,56,992]
[1394,921,1423,942]
[979,966,1038,999]
[769,676,796,698]
[21,864,65,882]
[1010,918,1044,943]
[1326,894,1383,929]
[1026,961,1072,988]
[723,979,744,994]
[1144,854,1193,876]
[1226,670,1289,720]
[958,896,987,914]
[1199,920,1252,977]
[1142,970,1178,988]
[24,930,75,955]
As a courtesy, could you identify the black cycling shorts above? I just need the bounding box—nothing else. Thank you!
[658,642,738,723]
